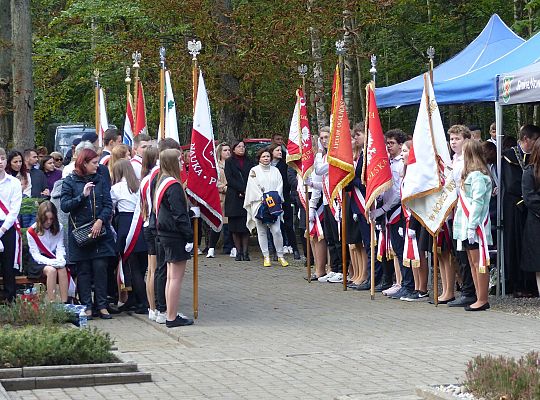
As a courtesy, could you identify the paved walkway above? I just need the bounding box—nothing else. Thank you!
[10,254,540,400]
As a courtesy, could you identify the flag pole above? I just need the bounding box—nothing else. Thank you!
[125,66,131,115]
[93,69,100,143]
[188,39,202,319]
[132,51,141,130]
[336,40,348,291]
[159,47,166,141]
[369,55,377,300]
[298,64,311,283]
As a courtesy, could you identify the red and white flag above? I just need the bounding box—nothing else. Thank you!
[287,88,315,180]
[327,64,354,203]
[362,83,392,212]
[186,71,223,232]
[98,87,109,148]
[401,73,457,235]
[123,93,135,146]
[134,80,147,137]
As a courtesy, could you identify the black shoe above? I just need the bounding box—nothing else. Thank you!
[429,297,455,305]
[465,302,490,311]
[448,296,477,307]
[235,253,243,261]
[243,253,250,261]
[293,250,301,260]
[166,315,194,328]
[375,282,392,292]
[353,281,371,291]
[304,274,318,281]
[99,312,112,320]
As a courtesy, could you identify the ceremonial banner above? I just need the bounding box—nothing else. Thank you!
[362,83,392,211]
[327,64,354,203]
[134,80,147,136]
[98,88,109,148]
[186,71,223,232]
[164,70,180,142]
[402,73,457,235]
[123,93,135,146]
[287,88,314,179]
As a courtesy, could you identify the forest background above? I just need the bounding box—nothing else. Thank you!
[0,0,538,148]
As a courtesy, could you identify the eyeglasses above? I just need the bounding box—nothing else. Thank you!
[54,158,63,162]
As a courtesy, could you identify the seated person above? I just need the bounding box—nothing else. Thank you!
[26,201,68,302]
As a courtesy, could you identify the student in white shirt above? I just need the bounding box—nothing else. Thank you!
[131,134,151,180]
[0,147,22,303]
[26,201,68,302]
[111,159,148,313]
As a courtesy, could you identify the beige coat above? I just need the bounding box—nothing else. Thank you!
[218,160,228,224]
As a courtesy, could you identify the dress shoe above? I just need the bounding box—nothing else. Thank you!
[304,274,318,281]
[243,253,250,261]
[447,296,477,307]
[429,297,455,305]
[465,303,490,311]
[99,312,112,320]
[293,250,301,260]
[235,253,243,261]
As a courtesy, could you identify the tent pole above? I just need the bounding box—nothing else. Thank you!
[495,100,504,297]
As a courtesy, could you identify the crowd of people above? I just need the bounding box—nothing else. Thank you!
[0,121,539,326]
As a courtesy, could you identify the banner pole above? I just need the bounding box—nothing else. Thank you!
[341,194,347,291]
[93,69,100,143]
[368,55,378,300]
[370,222,375,300]
[159,47,166,141]
[132,51,141,131]
[432,233,438,306]
[125,67,131,114]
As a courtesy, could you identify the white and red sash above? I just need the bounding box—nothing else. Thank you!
[308,204,325,240]
[0,199,21,270]
[27,226,76,296]
[140,166,160,221]
[297,178,307,211]
[131,157,142,166]
[351,186,366,216]
[376,228,394,261]
[402,207,420,268]
[436,219,452,253]
[154,177,179,218]
[117,193,144,291]
[99,154,111,166]
[459,193,490,273]
[387,206,401,225]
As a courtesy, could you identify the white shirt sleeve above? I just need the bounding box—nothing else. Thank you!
[314,153,328,176]
[1,178,22,232]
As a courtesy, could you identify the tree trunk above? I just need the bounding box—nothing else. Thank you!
[351,16,365,121]
[342,9,355,123]
[308,0,328,131]
[213,0,245,142]
[11,0,35,150]
[0,0,11,148]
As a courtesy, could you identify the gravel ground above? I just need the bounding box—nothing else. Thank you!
[489,295,540,318]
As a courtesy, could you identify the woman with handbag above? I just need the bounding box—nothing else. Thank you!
[244,148,288,268]
[61,148,115,320]
[224,140,253,261]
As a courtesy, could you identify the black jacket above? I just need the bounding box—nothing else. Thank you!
[60,171,115,262]
[520,165,540,272]
[224,155,253,217]
[155,180,193,241]
[29,168,48,198]
[275,159,291,203]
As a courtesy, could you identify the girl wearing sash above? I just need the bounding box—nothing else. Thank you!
[154,149,194,328]
[453,140,492,311]
[26,201,68,302]
[111,159,148,314]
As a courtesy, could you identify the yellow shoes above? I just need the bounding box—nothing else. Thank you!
[278,257,289,267]
[263,257,271,267]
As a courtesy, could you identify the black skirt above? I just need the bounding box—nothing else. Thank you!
[115,212,148,254]
[228,216,249,234]
[418,223,452,253]
[159,236,191,263]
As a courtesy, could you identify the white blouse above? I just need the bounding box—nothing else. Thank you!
[111,179,139,213]
[27,224,66,266]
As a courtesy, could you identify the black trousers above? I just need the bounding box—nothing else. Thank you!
[0,226,16,303]
[127,251,148,307]
[154,235,167,312]
[282,202,298,251]
[452,240,476,298]
[323,205,342,273]
[77,257,108,310]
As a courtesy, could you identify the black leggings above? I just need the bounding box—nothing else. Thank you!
[0,226,16,303]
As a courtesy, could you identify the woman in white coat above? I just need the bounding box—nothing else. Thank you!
[244,148,288,268]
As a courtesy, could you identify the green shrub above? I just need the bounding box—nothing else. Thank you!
[465,352,540,400]
[0,326,117,368]
[0,293,71,326]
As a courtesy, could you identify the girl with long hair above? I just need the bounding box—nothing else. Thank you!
[6,150,29,195]
[26,201,68,302]
[41,155,62,192]
[154,149,194,327]
[453,140,492,311]
[108,144,131,176]
[111,159,149,313]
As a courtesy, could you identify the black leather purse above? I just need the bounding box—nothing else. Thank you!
[70,190,106,247]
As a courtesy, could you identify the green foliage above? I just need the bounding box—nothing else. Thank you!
[0,325,116,368]
[465,352,540,400]
[0,293,71,326]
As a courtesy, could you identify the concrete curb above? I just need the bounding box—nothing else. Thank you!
[415,385,466,400]
[0,362,137,379]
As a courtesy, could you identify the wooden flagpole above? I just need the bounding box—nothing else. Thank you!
[125,67,131,110]
[93,69,100,143]
[132,51,141,131]
[159,47,166,141]
[188,40,202,319]
[369,55,377,300]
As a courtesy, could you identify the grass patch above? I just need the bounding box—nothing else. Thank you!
[465,352,540,400]
[0,325,117,368]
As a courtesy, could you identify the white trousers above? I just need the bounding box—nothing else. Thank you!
[255,219,284,257]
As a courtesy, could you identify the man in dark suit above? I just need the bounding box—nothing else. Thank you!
[23,149,48,198]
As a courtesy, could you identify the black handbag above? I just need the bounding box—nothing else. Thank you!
[70,190,106,247]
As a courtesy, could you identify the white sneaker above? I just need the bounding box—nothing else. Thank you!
[148,309,157,321]
[318,271,336,282]
[198,248,203,255]
[230,248,237,258]
[286,246,293,254]
[206,248,215,258]
[327,272,343,283]
[155,311,167,324]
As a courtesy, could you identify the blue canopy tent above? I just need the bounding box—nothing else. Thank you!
[375,14,524,108]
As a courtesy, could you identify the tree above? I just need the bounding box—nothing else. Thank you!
[0,0,11,148]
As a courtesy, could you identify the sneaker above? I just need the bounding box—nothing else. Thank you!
[263,256,271,267]
[278,257,289,267]
[318,272,336,282]
[403,291,429,302]
[390,287,413,300]
[166,315,194,328]
[206,248,215,258]
[400,290,418,301]
[230,248,237,258]
[198,248,203,255]
[155,311,167,324]
[327,272,343,283]
[382,283,401,296]
[148,309,157,321]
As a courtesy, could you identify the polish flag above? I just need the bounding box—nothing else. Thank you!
[134,80,147,136]
[123,93,135,146]
[186,71,223,232]
[98,87,109,148]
